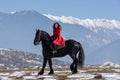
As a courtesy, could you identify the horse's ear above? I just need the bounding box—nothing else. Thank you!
[38,29,41,31]
[36,29,38,31]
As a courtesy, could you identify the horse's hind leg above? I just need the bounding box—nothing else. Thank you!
[74,57,78,73]
[70,48,79,74]
[69,55,77,74]
[70,62,74,72]
[38,58,47,75]
[48,58,54,75]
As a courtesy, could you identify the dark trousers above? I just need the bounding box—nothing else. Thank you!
[52,43,58,51]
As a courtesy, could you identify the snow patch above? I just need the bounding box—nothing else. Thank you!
[0,76,13,80]
[101,73,120,80]
[68,73,95,79]
[9,71,26,78]
[23,76,38,80]
[99,62,120,68]
[10,11,16,14]
[0,48,11,51]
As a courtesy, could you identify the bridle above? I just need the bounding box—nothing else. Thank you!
[35,29,52,45]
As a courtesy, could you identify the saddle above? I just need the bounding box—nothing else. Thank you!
[57,43,65,50]
[51,43,65,56]
[50,43,65,51]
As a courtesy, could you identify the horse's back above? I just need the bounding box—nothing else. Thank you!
[66,39,79,44]
[65,39,81,47]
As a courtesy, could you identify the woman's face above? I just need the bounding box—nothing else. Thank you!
[55,23,59,28]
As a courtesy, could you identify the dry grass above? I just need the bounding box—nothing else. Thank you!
[0,66,120,80]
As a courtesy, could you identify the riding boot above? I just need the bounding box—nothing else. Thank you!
[52,44,57,54]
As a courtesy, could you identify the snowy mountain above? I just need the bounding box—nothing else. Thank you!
[0,10,120,64]
[44,14,120,47]
[44,14,120,32]
[0,48,68,68]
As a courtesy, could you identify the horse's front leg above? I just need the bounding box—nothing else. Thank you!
[38,58,47,75]
[48,58,54,75]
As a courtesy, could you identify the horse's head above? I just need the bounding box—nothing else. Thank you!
[34,29,52,46]
[34,29,42,45]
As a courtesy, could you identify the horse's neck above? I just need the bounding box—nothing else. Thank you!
[41,31,51,44]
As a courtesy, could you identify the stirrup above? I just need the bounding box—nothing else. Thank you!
[52,50,57,54]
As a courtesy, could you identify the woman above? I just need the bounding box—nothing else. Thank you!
[52,22,65,53]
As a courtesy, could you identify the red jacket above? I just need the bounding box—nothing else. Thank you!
[53,27,65,46]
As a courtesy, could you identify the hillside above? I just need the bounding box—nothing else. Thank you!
[0,48,68,69]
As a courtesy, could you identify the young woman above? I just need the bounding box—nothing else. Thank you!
[52,22,65,53]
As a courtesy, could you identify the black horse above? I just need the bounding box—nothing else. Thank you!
[33,29,85,75]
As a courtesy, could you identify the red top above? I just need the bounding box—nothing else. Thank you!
[53,27,65,46]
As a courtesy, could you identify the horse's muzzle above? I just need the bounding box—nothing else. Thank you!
[34,41,39,45]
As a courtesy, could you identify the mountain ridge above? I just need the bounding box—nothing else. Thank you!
[44,14,120,32]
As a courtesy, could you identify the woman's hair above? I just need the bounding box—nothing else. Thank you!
[53,22,61,29]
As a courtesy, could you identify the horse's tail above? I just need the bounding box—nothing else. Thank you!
[78,42,85,67]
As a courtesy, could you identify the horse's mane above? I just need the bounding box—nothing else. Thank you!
[41,30,52,40]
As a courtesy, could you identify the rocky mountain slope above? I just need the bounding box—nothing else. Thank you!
[0,48,68,69]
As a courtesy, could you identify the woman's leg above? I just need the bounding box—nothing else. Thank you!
[52,44,58,53]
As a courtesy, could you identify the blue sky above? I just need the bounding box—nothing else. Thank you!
[0,0,120,20]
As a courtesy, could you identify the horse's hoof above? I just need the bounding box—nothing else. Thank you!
[48,71,54,75]
[38,71,44,75]
[72,72,77,74]
[72,70,78,74]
